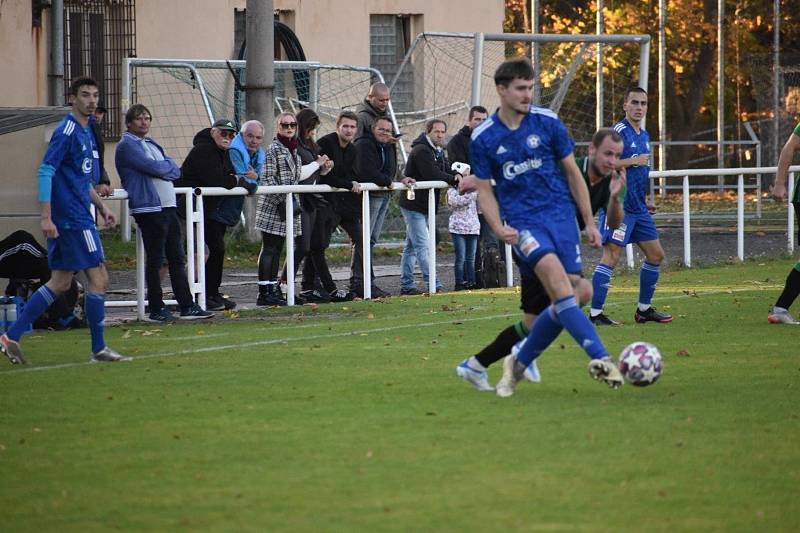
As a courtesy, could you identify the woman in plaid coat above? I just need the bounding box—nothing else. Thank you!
[255,112,304,306]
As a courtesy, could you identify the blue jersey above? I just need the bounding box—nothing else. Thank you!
[613,118,651,215]
[42,114,99,229]
[470,106,576,228]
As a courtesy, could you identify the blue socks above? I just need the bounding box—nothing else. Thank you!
[85,292,106,354]
[639,261,660,308]
[7,285,55,341]
[516,295,609,365]
[590,263,614,315]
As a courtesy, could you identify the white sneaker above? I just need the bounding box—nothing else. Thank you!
[588,357,624,389]
[511,339,542,383]
[768,307,800,325]
[90,346,133,363]
[496,354,524,398]
[456,359,494,392]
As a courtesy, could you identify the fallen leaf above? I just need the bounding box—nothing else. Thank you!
[676,349,690,357]
[367,313,374,319]
[122,330,131,339]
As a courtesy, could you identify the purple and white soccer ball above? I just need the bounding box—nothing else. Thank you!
[618,341,663,386]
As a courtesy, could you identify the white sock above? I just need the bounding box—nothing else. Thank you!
[638,303,651,312]
[590,308,603,317]
[466,356,487,372]
[773,306,788,314]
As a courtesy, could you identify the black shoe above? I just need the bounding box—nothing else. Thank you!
[329,288,355,302]
[400,287,422,296]
[590,312,621,326]
[300,289,330,303]
[634,306,673,323]
[257,286,286,307]
[206,295,225,311]
[179,304,214,320]
[371,285,391,298]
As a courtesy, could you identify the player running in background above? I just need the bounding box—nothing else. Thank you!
[466,58,624,394]
[768,122,800,324]
[0,77,130,365]
[456,128,626,394]
[589,87,673,326]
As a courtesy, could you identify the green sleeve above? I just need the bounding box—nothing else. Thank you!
[794,123,800,137]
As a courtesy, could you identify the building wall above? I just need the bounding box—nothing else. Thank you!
[0,2,50,107]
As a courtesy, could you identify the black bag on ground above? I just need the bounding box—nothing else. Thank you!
[481,246,505,288]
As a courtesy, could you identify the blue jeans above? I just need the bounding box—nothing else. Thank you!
[369,193,390,247]
[451,233,478,286]
[400,208,441,290]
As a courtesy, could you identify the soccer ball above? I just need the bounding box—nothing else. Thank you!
[618,342,663,386]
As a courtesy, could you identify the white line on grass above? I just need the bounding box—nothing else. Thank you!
[0,287,771,376]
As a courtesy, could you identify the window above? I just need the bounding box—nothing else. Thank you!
[64,0,136,139]
[370,14,416,112]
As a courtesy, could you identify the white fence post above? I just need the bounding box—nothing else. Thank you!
[682,175,691,267]
[135,226,145,320]
[361,191,372,300]
[285,193,296,306]
[183,189,198,303]
[626,244,634,269]
[194,193,207,310]
[428,188,437,294]
[737,174,744,261]
[504,242,513,287]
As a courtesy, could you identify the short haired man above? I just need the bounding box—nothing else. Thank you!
[767,123,800,324]
[457,128,626,394]
[589,87,672,326]
[314,110,364,300]
[468,58,623,394]
[355,82,394,140]
[115,103,213,322]
[220,119,263,310]
[176,118,241,308]
[398,119,458,295]
[353,116,398,298]
[1,77,129,364]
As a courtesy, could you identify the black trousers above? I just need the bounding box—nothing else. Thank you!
[0,230,50,283]
[204,219,228,298]
[134,208,194,311]
[301,205,364,292]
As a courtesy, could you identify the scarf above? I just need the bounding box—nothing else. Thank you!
[277,134,298,154]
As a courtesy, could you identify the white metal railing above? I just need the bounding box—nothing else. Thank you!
[104,165,798,319]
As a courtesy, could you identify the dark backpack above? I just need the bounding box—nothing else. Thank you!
[481,246,505,288]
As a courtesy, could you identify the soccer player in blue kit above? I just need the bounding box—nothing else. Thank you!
[0,77,130,365]
[469,58,623,392]
[589,87,672,325]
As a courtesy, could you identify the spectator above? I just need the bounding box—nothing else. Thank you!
[398,119,457,295]
[175,118,240,307]
[353,116,398,298]
[116,103,213,322]
[355,82,392,139]
[281,108,333,303]
[447,105,496,287]
[447,185,480,291]
[225,119,264,310]
[254,112,305,306]
[92,104,112,197]
[315,110,363,301]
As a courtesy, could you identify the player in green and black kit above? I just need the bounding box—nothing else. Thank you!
[769,122,800,324]
[456,128,627,393]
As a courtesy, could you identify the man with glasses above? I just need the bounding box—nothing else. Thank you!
[176,119,240,306]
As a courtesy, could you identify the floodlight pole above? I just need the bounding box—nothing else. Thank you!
[717,0,725,190]
[531,0,541,105]
[658,0,667,198]
[596,0,604,133]
[773,0,781,170]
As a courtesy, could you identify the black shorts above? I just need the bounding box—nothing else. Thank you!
[514,250,584,315]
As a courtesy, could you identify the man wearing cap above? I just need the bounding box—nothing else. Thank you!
[176,119,241,306]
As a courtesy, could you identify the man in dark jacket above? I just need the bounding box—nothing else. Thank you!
[399,119,458,295]
[315,111,363,299]
[175,118,240,309]
[355,83,391,139]
[92,105,112,197]
[446,105,497,287]
[353,116,399,298]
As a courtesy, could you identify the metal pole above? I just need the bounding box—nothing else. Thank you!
[361,192,372,300]
[285,194,295,305]
[50,0,64,106]
[626,243,634,269]
[638,40,651,130]
[658,0,667,198]
[135,226,145,320]
[596,0,604,132]
[121,199,131,242]
[683,175,692,267]
[737,174,744,260]
[717,0,726,190]
[773,0,781,168]
[531,0,541,105]
[504,243,513,287]
[195,194,207,310]
[246,0,275,241]
[470,33,484,108]
[184,190,197,303]
[789,171,796,254]
[427,189,437,294]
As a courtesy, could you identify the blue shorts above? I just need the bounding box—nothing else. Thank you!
[599,211,659,247]
[48,227,105,271]
[513,218,582,275]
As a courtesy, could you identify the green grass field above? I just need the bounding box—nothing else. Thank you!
[1,258,799,531]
